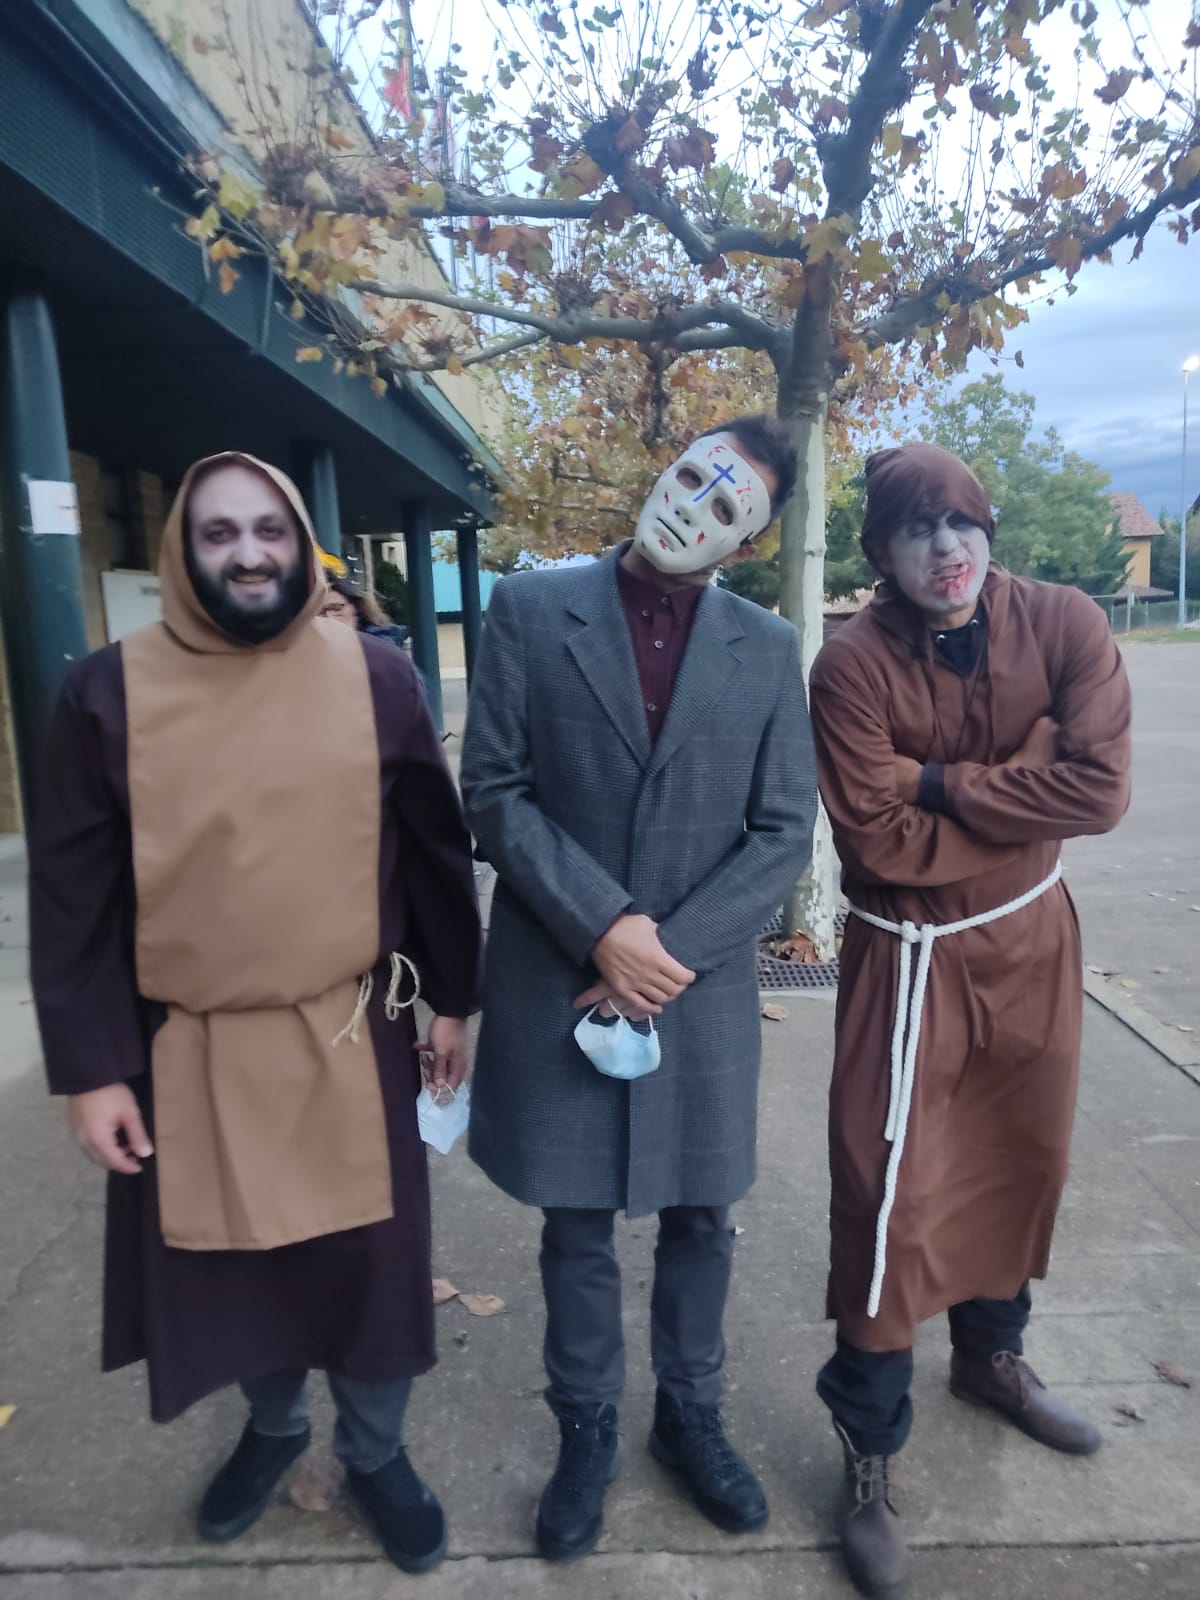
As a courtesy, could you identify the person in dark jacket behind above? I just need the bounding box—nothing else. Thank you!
[322,576,411,651]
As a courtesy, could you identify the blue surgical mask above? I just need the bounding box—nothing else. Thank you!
[416,1083,470,1154]
[573,1006,661,1082]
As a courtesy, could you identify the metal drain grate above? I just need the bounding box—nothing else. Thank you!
[756,909,845,992]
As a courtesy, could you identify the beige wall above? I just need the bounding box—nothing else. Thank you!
[1122,537,1151,589]
[128,0,504,446]
[0,655,23,835]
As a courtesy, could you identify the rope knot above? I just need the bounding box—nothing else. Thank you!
[898,919,921,944]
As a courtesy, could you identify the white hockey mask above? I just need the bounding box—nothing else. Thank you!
[634,437,774,575]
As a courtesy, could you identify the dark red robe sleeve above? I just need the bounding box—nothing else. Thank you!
[29,654,148,1096]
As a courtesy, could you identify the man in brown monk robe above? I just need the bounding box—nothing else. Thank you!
[29,453,481,1574]
[808,443,1132,1599]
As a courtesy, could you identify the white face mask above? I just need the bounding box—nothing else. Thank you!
[885,512,990,620]
[416,1083,470,1155]
[634,436,773,575]
[573,1006,661,1081]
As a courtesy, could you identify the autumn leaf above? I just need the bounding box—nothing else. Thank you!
[1095,68,1134,105]
[295,346,325,363]
[371,376,388,397]
[615,115,647,154]
[761,1002,788,1022]
[322,124,355,151]
[1154,1360,1193,1388]
[208,235,241,263]
[1187,22,1200,49]
[432,1278,459,1304]
[880,123,903,159]
[771,157,796,192]
[302,169,336,209]
[589,191,635,232]
[330,214,370,261]
[0,1404,15,1429]
[853,239,893,280]
[417,180,446,213]
[557,153,606,198]
[667,126,717,172]
[1172,147,1200,190]
[288,1455,343,1512]
[446,355,466,376]
[1003,31,1032,65]
[290,298,305,320]
[186,204,222,242]
[803,216,852,266]
[217,261,240,295]
[459,1293,505,1317]
[970,85,1003,121]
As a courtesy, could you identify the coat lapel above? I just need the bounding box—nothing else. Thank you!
[646,587,746,778]
[564,551,653,768]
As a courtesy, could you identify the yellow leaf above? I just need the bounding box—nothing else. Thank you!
[880,122,902,159]
[853,240,893,279]
[186,204,221,241]
[290,297,304,320]
[208,236,242,262]
[445,355,466,376]
[370,376,388,397]
[804,216,852,266]
[217,261,240,295]
[0,1405,15,1429]
[1172,146,1200,189]
[218,170,259,221]
[419,180,446,212]
[322,124,355,151]
[295,346,324,363]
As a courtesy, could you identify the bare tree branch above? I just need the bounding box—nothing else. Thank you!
[865,169,1200,347]
[405,328,548,370]
[355,278,781,351]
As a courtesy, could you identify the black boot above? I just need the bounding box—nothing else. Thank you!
[835,1424,908,1600]
[197,1422,311,1542]
[535,1401,620,1562]
[648,1390,768,1534]
[346,1448,448,1574]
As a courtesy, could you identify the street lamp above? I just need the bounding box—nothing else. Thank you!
[1183,355,1200,628]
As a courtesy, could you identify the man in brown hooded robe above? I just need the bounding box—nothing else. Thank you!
[808,443,1131,1599]
[29,454,481,1574]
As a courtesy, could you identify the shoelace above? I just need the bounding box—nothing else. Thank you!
[991,1350,1042,1402]
[851,1452,896,1512]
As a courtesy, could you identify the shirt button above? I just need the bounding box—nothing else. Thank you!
[646,702,657,713]
[641,609,651,618]
[654,639,665,650]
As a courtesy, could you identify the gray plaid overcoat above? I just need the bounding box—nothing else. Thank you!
[459,548,818,1216]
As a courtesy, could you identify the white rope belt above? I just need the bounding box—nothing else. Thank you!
[332,952,421,1048]
[847,861,1063,1320]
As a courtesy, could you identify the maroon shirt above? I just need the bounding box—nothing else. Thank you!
[615,554,705,742]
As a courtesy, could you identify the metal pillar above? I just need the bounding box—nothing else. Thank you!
[457,524,483,685]
[403,500,443,729]
[293,442,342,558]
[0,286,90,824]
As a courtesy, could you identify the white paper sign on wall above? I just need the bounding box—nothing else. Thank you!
[25,479,81,537]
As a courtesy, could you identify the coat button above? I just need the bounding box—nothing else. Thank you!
[646,702,657,713]
[654,639,665,650]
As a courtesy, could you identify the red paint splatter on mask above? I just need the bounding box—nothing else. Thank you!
[931,551,977,599]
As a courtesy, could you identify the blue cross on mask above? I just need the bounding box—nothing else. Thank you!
[692,459,737,502]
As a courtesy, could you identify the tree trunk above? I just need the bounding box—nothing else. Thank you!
[775,284,837,959]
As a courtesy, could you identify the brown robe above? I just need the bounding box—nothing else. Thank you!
[30,593,481,1421]
[810,567,1131,1352]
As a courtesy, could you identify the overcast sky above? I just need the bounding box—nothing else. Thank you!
[966,223,1200,520]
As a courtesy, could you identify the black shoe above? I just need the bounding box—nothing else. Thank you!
[648,1391,768,1534]
[346,1448,448,1575]
[535,1401,620,1562]
[197,1422,311,1542]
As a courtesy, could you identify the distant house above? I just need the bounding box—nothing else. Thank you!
[1106,493,1172,599]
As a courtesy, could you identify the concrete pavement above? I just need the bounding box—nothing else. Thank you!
[2,642,1200,1598]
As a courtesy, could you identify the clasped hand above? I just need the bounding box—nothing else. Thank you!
[574,913,695,1022]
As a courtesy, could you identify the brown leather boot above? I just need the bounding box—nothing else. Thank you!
[950,1350,1102,1455]
[835,1425,908,1600]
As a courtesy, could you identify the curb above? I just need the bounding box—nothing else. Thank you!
[1083,970,1200,1088]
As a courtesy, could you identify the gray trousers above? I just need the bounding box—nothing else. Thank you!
[241,1370,412,1475]
[540,1205,735,1411]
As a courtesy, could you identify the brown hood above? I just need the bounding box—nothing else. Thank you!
[158,451,327,653]
[860,443,995,569]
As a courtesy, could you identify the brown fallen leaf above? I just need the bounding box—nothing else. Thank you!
[459,1293,506,1317]
[432,1278,459,1305]
[0,1404,15,1429]
[761,1002,789,1022]
[774,933,820,964]
[1153,1360,1193,1388]
[288,1455,344,1513]
[1113,1401,1146,1424]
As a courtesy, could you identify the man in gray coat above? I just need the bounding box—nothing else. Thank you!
[460,414,818,1561]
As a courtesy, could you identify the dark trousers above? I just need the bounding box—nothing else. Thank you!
[241,1370,412,1475]
[816,1284,1032,1457]
[540,1205,734,1412]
